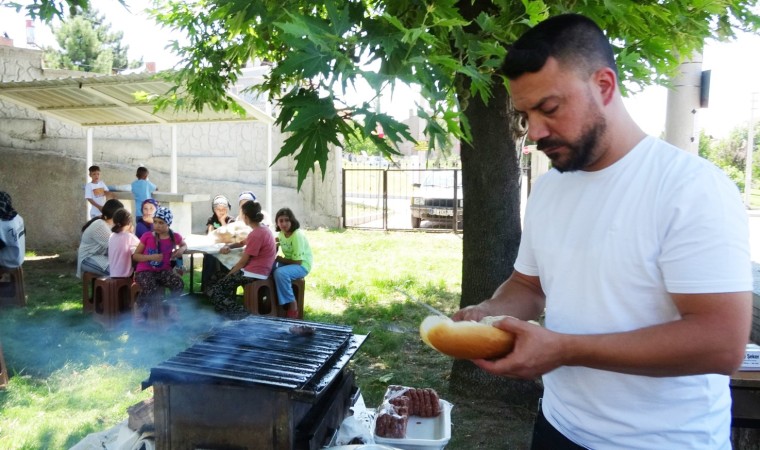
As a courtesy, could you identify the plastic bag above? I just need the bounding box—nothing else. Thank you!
[334,395,375,445]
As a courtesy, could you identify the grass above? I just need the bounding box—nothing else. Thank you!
[0,229,534,449]
[751,188,760,209]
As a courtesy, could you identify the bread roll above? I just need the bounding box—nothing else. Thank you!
[419,315,515,359]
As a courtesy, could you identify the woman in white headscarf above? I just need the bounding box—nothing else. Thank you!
[236,191,272,230]
[206,194,235,233]
[202,194,236,292]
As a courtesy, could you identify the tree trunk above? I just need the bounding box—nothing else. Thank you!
[450,76,541,402]
[458,78,522,310]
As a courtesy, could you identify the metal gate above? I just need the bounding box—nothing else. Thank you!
[342,168,463,232]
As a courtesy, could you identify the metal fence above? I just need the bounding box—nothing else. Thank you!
[342,168,463,232]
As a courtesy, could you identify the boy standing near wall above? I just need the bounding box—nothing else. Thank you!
[131,166,157,220]
[84,165,112,219]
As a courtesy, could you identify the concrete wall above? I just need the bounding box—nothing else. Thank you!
[0,45,342,251]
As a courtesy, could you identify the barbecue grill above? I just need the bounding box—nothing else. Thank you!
[143,315,368,450]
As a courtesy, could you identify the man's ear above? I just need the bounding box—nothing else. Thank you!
[594,67,617,106]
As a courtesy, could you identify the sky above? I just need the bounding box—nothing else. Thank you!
[1,1,759,139]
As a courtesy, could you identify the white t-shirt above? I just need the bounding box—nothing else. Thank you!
[0,214,25,268]
[515,136,752,450]
[85,180,109,218]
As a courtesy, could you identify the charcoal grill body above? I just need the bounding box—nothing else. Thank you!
[144,316,367,450]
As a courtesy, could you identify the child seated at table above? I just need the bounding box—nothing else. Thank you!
[132,206,186,323]
[273,207,313,318]
[108,208,139,278]
[135,199,158,239]
[207,201,276,319]
[201,195,237,292]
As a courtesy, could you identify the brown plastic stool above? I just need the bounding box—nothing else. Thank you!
[243,277,279,317]
[130,282,141,309]
[280,278,306,319]
[0,266,26,308]
[92,277,134,328]
[82,271,100,312]
[0,342,8,389]
[131,283,174,328]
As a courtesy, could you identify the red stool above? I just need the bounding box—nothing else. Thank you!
[82,271,100,313]
[92,277,134,328]
[0,342,8,389]
[131,283,173,328]
[279,278,305,319]
[243,277,279,317]
[0,266,26,308]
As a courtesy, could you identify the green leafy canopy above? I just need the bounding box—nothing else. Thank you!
[142,0,759,189]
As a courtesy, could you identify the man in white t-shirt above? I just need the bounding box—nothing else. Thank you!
[452,14,752,450]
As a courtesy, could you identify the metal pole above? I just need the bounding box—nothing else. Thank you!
[171,125,178,193]
[86,127,93,220]
[265,102,273,216]
[382,169,388,230]
[745,93,757,208]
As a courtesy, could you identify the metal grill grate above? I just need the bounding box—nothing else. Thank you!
[145,316,358,393]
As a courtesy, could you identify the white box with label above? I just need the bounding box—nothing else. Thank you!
[740,343,760,371]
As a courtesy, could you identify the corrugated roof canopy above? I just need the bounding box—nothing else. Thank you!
[0,73,274,127]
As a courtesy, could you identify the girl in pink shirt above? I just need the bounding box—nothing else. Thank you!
[108,209,139,278]
[207,201,276,319]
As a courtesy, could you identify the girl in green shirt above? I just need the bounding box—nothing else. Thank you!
[273,207,312,318]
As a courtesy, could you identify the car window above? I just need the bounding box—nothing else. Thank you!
[422,172,461,188]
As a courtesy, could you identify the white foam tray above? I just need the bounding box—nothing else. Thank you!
[373,400,453,450]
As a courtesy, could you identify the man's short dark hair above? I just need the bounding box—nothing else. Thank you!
[88,165,100,174]
[502,14,618,81]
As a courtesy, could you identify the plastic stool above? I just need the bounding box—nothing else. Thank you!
[92,277,134,328]
[243,277,279,317]
[0,342,8,389]
[130,282,140,309]
[82,271,100,312]
[0,266,26,308]
[131,283,173,328]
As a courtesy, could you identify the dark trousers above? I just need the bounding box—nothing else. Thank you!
[530,401,587,450]
[201,254,227,292]
[134,270,184,310]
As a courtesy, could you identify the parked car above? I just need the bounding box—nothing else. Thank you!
[410,170,463,229]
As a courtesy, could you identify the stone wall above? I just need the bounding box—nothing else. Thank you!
[0,46,44,82]
[0,45,342,251]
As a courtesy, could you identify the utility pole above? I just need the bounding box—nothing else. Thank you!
[664,52,703,154]
[744,92,758,208]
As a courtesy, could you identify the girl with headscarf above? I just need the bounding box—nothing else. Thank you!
[0,191,26,269]
[136,198,159,239]
[206,195,235,233]
[202,195,236,292]
[132,206,186,322]
[236,191,272,230]
[76,198,124,278]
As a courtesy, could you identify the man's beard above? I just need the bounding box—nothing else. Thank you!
[536,110,607,173]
